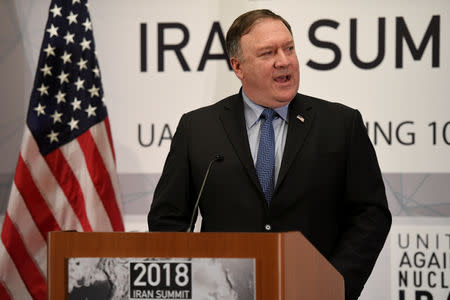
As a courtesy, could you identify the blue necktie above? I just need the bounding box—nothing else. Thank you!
[256,108,276,204]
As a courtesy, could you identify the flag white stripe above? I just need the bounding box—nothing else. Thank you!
[60,131,113,231]
[0,242,33,300]
[7,184,47,276]
[20,128,83,231]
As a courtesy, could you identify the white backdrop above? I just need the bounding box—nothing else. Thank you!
[1,0,449,299]
[89,0,450,174]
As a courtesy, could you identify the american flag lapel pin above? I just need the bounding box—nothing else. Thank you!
[296,115,305,123]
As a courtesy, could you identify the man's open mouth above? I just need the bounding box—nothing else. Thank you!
[274,75,290,83]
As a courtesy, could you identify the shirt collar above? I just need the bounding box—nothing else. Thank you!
[242,90,289,129]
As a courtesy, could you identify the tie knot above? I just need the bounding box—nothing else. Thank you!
[261,108,276,121]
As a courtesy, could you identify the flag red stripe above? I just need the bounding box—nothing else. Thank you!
[15,154,61,241]
[0,282,12,300]
[1,214,46,300]
[44,149,93,232]
[104,117,116,162]
[78,130,124,231]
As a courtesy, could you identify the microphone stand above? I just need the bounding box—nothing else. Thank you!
[186,155,223,232]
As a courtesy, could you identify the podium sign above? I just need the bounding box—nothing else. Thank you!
[68,257,255,299]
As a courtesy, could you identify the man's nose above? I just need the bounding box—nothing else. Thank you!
[274,49,289,68]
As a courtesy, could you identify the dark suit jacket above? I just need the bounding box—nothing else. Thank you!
[148,92,392,300]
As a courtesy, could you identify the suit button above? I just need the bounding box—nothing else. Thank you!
[264,224,271,231]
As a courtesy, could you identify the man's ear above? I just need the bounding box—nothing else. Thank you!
[230,57,244,80]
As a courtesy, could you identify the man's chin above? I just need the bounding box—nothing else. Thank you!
[268,97,294,108]
[275,91,297,103]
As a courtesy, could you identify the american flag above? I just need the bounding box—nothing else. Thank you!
[0,0,124,299]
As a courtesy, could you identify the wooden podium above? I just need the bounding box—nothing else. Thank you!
[48,231,344,299]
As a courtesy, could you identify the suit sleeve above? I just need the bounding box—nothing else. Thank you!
[329,109,392,300]
[147,114,195,231]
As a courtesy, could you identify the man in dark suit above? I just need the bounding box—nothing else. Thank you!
[148,9,391,300]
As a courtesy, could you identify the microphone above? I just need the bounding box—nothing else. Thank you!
[186,154,224,232]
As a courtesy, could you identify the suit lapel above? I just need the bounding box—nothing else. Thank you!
[219,94,263,195]
[275,94,316,192]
